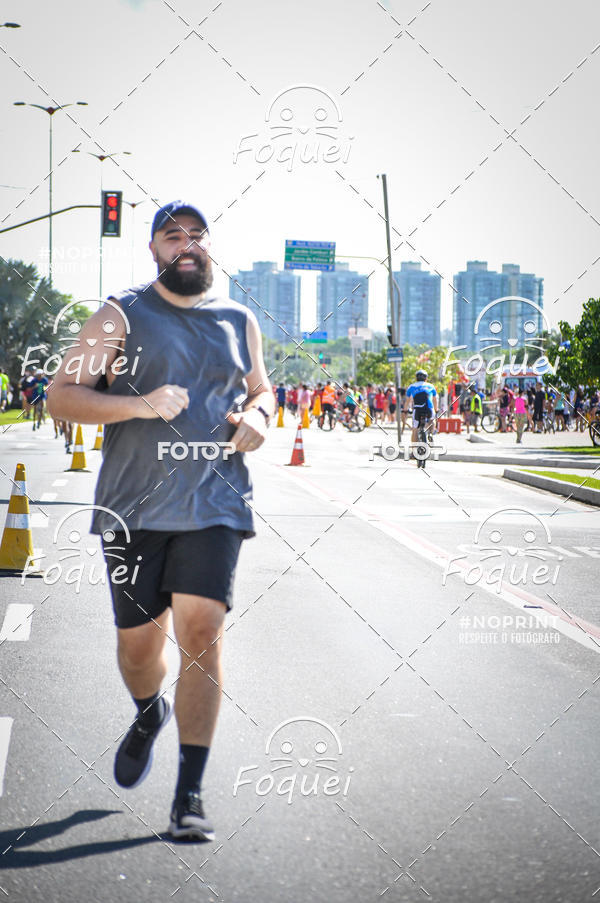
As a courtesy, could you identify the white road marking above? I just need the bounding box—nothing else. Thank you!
[39,492,57,502]
[30,513,49,529]
[278,466,600,655]
[51,479,68,487]
[0,718,13,796]
[0,604,33,641]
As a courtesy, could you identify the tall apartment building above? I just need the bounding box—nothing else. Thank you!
[229,261,301,343]
[393,261,441,347]
[316,262,369,340]
[453,261,544,351]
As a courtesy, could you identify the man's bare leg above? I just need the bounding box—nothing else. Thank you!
[117,608,170,698]
[171,593,225,747]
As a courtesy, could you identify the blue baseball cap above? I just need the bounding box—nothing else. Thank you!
[151,200,209,237]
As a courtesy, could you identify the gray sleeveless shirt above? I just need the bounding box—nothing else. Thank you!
[91,284,255,537]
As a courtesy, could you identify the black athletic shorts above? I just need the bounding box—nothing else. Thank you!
[102,526,245,629]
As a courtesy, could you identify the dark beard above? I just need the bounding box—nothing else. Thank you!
[157,254,214,296]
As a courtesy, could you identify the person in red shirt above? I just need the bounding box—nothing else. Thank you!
[374,388,385,422]
[288,386,298,415]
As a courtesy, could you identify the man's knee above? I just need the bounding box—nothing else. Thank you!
[118,621,166,671]
[173,596,225,657]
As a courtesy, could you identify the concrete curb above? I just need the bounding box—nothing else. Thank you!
[503,468,600,506]
[441,453,600,469]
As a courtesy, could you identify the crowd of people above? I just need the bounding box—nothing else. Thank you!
[275,381,407,424]
[454,382,600,441]
[0,365,73,452]
[273,377,600,443]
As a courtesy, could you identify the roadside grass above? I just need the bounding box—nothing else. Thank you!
[524,470,600,491]
[543,446,600,455]
[0,408,28,427]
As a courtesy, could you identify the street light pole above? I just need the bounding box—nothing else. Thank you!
[123,198,146,286]
[73,150,131,297]
[13,101,88,285]
[378,174,402,444]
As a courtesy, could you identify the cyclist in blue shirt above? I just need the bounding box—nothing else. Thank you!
[406,369,438,442]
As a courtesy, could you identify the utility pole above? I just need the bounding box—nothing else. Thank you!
[14,102,88,285]
[378,173,403,444]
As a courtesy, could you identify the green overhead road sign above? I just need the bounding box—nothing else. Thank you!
[285,240,336,271]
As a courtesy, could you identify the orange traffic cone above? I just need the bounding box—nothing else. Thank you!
[312,395,321,418]
[91,424,103,450]
[276,406,285,427]
[66,424,90,472]
[301,407,310,429]
[0,463,40,574]
[286,425,306,466]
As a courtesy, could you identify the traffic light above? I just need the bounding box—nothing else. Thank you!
[387,323,393,345]
[101,190,122,237]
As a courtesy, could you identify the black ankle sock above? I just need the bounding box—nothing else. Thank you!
[133,692,164,728]
[176,745,210,800]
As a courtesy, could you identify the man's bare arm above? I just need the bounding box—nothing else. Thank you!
[226,310,273,452]
[48,303,189,424]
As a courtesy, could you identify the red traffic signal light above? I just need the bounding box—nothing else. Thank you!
[101,190,122,237]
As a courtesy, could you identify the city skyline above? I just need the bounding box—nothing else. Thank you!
[228,256,545,347]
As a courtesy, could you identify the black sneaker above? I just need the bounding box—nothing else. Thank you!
[114,695,173,789]
[169,792,214,842]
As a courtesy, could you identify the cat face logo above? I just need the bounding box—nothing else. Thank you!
[474,297,549,352]
[53,298,130,356]
[474,507,551,558]
[21,506,139,594]
[233,85,353,170]
[265,85,342,142]
[444,508,561,592]
[233,716,353,803]
[265,716,342,773]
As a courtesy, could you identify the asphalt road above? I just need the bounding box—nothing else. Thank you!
[0,416,599,902]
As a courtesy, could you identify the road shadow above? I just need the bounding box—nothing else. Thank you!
[0,809,161,868]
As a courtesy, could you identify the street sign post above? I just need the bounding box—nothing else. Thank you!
[285,240,336,271]
[386,347,404,363]
[302,330,327,343]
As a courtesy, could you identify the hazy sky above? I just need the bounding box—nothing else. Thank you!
[1,0,599,334]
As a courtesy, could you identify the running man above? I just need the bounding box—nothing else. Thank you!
[31,369,49,430]
[48,200,274,842]
[406,369,438,442]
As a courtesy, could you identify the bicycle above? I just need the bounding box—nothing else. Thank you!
[589,415,600,447]
[317,407,337,431]
[414,420,430,469]
[339,405,366,432]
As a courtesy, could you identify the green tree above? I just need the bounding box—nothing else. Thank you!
[357,343,449,390]
[0,258,89,386]
[556,299,600,388]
